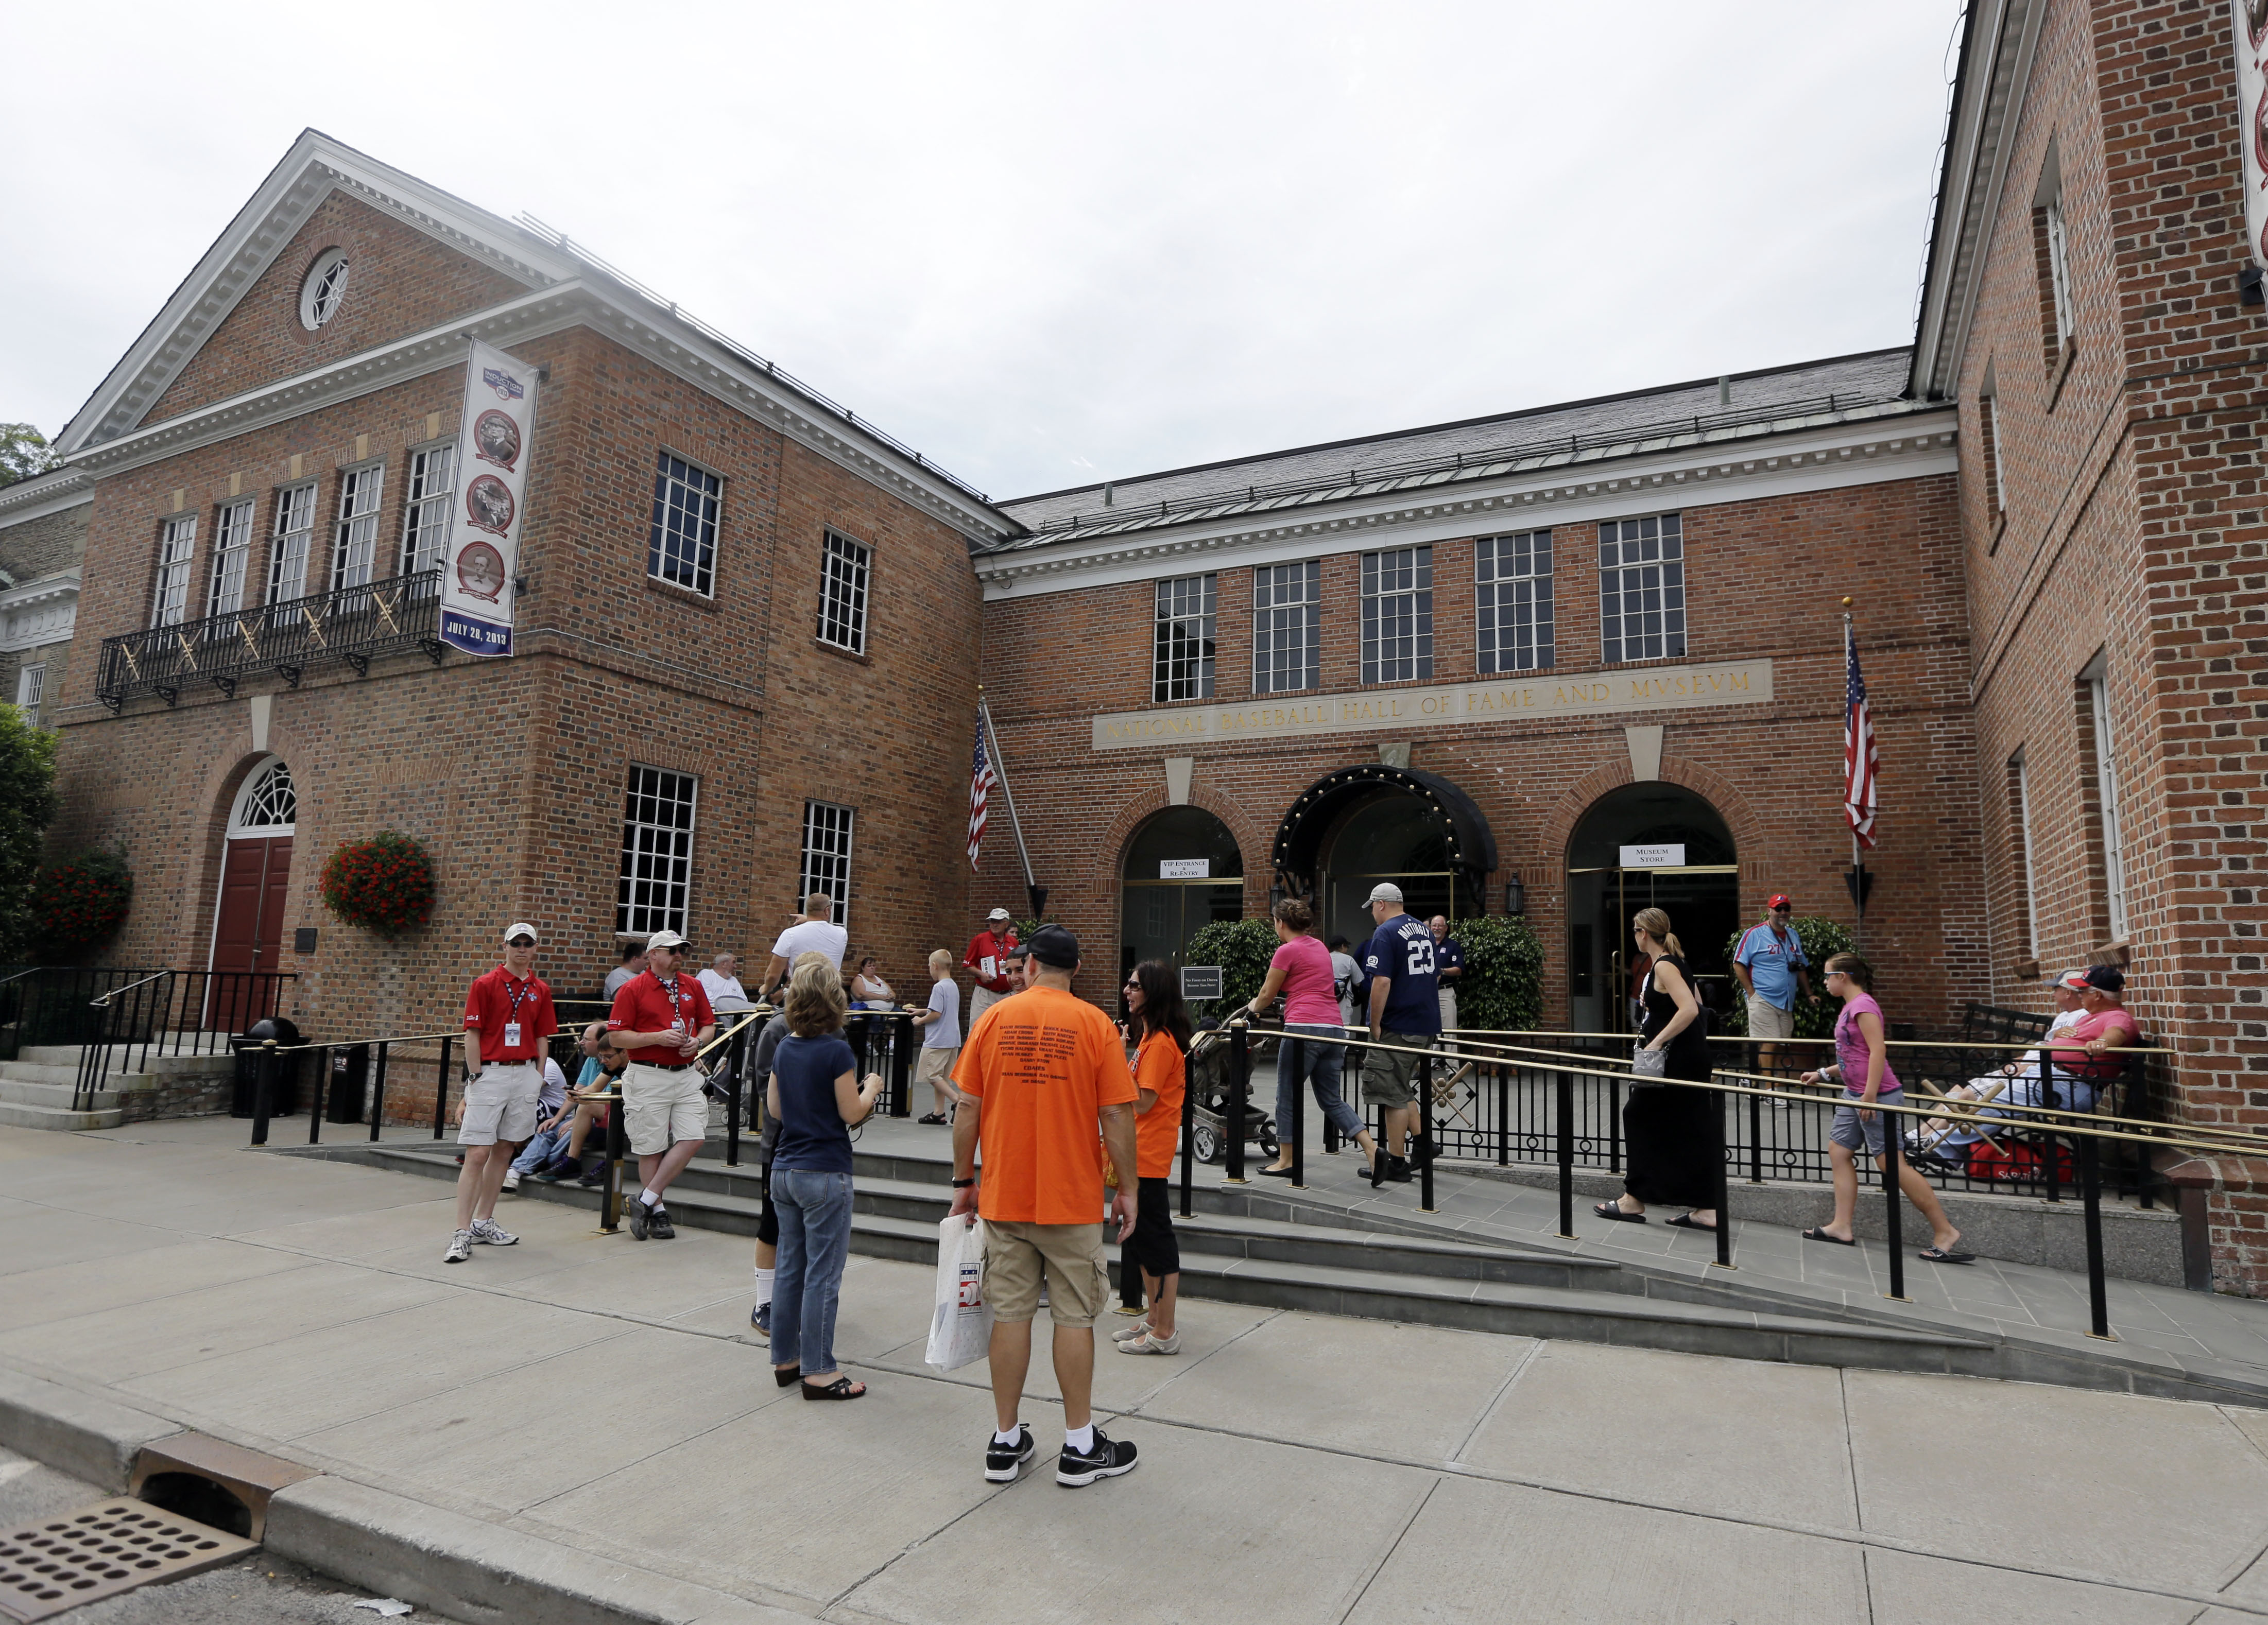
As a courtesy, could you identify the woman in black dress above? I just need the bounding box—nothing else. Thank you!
[1592,907,1720,1231]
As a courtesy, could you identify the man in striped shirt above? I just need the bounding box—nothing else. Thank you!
[1733,895,1811,1081]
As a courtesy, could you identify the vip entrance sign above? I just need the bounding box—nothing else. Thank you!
[1159,859,1211,878]
[1619,844,1687,868]
[439,339,541,658]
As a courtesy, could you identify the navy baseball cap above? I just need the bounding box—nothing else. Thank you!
[1029,924,1080,969]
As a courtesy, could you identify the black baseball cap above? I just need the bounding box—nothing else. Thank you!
[2084,964,2125,994]
[1029,923,1080,969]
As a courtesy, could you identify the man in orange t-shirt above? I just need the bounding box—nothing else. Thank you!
[950,923,1140,1488]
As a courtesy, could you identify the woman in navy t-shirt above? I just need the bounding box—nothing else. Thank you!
[767,960,883,1400]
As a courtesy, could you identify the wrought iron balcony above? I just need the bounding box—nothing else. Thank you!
[97,569,447,711]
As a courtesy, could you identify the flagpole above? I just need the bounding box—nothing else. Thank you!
[1845,604,1865,956]
[976,687,1042,919]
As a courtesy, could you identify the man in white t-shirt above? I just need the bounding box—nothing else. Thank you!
[762,893,848,994]
[698,952,750,1011]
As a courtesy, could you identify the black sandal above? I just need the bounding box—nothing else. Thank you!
[1801,1226,1857,1247]
[1917,1247,1977,1265]
[801,1376,867,1401]
[1665,1214,1718,1232]
[774,1367,800,1388]
[917,1112,947,1125]
[1592,1201,1647,1223]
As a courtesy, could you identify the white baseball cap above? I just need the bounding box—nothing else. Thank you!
[1366,883,1404,907]
[987,907,1012,921]
[503,922,539,944]
[646,928,689,950]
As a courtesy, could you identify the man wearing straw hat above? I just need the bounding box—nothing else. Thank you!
[607,928,716,1240]
[447,922,558,1264]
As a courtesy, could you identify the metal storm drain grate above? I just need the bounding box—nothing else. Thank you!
[0,1496,256,1622]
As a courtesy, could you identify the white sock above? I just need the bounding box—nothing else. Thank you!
[1064,1423,1095,1454]
[755,1267,775,1307]
[993,1426,1022,1447]
[642,1187,661,1208]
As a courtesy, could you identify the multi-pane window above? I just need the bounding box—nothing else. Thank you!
[1152,573,1217,702]
[2011,749,2039,959]
[2084,657,2129,940]
[268,483,316,604]
[799,801,855,927]
[1984,391,2007,514]
[649,453,720,596]
[817,530,871,653]
[1477,530,1554,673]
[330,463,385,592]
[616,766,698,938]
[1253,561,1321,695]
[150,516,196,628]
[206,499,255,619]
[400,444,455,577]
[1599,513,1686,664]
[2044,193,2074,347]
[14,665,43,730]
[1360,547,1433,684]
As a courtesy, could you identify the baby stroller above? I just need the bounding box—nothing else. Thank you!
[1185,1021,1279,1165]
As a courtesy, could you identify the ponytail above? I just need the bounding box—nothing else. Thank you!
[1633,907,1681,958]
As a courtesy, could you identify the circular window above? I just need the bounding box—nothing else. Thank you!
[298,250,350,331]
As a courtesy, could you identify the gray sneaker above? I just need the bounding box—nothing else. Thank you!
[444,1229,473,1264]
[470,1218,518,1247]
[628,1200,652,1240]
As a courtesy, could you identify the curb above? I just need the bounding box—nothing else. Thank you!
[0,1362,800,1625]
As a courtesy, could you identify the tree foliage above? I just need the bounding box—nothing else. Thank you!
[0,706,58,953]
[1717,914,1856,1039]
[28,847,131,954]
[1181,917,1280,1013]
[0,424,61,490]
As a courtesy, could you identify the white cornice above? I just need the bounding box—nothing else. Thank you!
[0,469,94,527]
[0,569,78,654]
[976,411,1960,600]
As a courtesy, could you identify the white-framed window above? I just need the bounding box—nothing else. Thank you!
[233,757,298,834]
[2044,195,2074,348]
[400,444,455,577]
[150,515,196,628]
[2083,652,2129,939]
[330,462,386,592]
[1153,573,1217,702]
[1361,546,1433,684]
[14,664,44,729]
[799,801,855,927]
[298,249,350,331]
[1253,560,1321,695]
[817,529,872,653]
[1477,530,1554,673]
[616,766,698,938]
[268,483,317,604]
[649,452,720,597]
[207,499,256,618]
[1599,513,1686,664]
[2012,748,2039,959]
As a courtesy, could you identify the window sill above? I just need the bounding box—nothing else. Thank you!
[2014,958,2040,982]
[644,576,719,613]
[814,638,871,666]
[2044,339,2078,414]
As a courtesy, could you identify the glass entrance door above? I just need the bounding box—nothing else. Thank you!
[1568,865,1740,1034]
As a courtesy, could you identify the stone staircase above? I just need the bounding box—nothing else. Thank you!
[0,1043,236,1132]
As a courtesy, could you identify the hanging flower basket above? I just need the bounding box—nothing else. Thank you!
[320,831,435,939]
[30,848,132,950]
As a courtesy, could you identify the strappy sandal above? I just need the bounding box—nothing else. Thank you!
[801,1376,867,1401]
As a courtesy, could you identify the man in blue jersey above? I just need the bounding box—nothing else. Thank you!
[1733,893,1812,1081]
[1358,883,1439,1188]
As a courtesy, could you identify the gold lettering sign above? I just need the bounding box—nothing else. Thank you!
[1089,659,1774,751]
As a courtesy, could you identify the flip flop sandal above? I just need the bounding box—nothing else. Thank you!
[1801,1227,1857,1247]
[1665,1214,1719,1231]
[1918,1247,1977,1265]
[1591,1202,1647,1223]
[801,1377,868,1400]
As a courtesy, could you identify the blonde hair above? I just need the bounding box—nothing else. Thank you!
[929,948,954,977]
[785,957,848,1037]
[1632,907,1685,958]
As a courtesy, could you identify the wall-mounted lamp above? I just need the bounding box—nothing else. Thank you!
[1503,874,1526,915]
[1268,884,1285,911]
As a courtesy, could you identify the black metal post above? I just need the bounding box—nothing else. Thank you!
[1555,1064,1574,1239]
[889,1012,914,1118]
[1713,1080,1733,1270]
[433,1036,452,1140]
[1748,1084,1763,1184]
[602,1090,625,1233]
[1323,1032,1342,1156]
[1497,1064,1510,1166]
[1418,1048,1437,1214]
[2040,1058,2063,1203]
[250,1039,276,1147]
[725,1022,745,1168]
[1882,1116,1908,1301]
[1226,1022,1248,1183]
[1288,1034,1305,1189]
[369,1041,390,1142]
[1609,1078,1623,1175]
[307,1044,329,1145]
[2080,1128,2114,1339]
[1178,1062,1196,1219]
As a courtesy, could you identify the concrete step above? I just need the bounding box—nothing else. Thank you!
[0,1062,159,1094]
[0,1078,134,1111]
[16,1044,235,1076]
[0,1099,125,1132]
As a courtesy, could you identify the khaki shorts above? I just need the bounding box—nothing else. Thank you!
[915,1046,961,1093]
[1361,1030,1432,1110]
[1746,995,1797,1041]
[457,1063,541,1147]
[984,1219,1107,1327]
[622,1062,708,1155]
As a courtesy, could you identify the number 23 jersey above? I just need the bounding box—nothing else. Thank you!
[1361,913,1440,1034]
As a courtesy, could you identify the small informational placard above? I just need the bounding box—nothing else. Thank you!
[1620,844,1686,869]
[439,338,541,658]
[1180,965,1224,1000]
[1159,858,1210,879]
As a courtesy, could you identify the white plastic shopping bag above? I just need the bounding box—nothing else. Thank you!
[926,1214,994,1372]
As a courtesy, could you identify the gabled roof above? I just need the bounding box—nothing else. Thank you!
[59,129,579,455]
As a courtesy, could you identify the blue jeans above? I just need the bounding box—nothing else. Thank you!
[1277,1024,1362,1143]
[772,1168,855,1377]
[510,1119,572,1174]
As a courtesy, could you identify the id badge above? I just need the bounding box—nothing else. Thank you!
[504,1022,522,1047]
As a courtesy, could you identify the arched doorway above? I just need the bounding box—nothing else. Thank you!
[1565,782,1737,1033]
[1120,807,1244,977]
[1273,764,1498,947]
[209,759,296,1016]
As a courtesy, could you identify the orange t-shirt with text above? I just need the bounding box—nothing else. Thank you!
[953,986,1138,1224]
[1131,1030,1187,1179]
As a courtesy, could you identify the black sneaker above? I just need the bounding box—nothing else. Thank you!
[650,1206,676,1239]
[628,1200,652,1240]
[1385,1155,1413,1184]
[1057,1427,1137,1486]
[985,1424,1035,1483]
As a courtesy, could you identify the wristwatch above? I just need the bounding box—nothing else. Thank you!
[951,1177,976,1189]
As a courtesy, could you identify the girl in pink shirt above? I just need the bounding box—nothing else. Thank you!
[1242,898,1382,1179]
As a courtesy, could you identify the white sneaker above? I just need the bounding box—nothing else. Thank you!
[1110,1320,1152,1342]
[1116,1331,1181,1356]
[470,1218,518,1246]
[501,1169,521,1192]
[444,1229,473,1264]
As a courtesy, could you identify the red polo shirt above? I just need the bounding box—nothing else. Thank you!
[463,966,558,1064]
[964,928,1019,993]
[607,970,714,1068]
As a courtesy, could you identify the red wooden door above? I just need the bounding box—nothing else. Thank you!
[210,837,290,1032]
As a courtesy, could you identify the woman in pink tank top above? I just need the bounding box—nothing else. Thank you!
[1242,897,1382,1179]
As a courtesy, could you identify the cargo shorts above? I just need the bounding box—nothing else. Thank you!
[1360,1030,1434,1110]
[983,1219,1108,1328]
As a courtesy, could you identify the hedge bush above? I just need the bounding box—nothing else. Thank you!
[1715,914,1854,1039]
[28,846,131,953]
[320,831,436,939]
[1181,917,1280,1012]
[1452,914,1546,1032]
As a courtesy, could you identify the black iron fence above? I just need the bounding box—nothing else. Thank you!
[96,568,446,711]
[72,969,296,1109]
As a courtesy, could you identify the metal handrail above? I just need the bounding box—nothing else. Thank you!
[1475,1027,2175,1055]
[88,970,171,1007]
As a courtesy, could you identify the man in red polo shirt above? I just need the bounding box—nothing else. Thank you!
[448,922,559,1264]
[607,927,716,1240]
[964,907,1019,1028]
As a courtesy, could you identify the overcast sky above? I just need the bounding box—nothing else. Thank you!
[3,2,1961,503]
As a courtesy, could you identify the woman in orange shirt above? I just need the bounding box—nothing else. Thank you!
[1114,960,1189,1356]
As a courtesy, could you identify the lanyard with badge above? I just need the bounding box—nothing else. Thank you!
[502,976,536,1049]
[657,976,691,1039]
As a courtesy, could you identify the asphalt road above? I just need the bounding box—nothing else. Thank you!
[0,1445,463,1624]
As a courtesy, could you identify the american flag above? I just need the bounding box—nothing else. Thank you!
[1844,620,1879,849]
[967,713,994,869]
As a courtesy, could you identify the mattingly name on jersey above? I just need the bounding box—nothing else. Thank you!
[1090,659,1774,751]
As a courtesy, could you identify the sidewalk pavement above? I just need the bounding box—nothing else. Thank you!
[6,1116,2268,1623]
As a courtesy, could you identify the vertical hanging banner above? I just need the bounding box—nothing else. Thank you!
[438,339,540,657]
[2237,0,2268,264]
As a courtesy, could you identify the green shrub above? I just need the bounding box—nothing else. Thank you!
[1454,914,1546,1032]
[1717,914,1853,1040]
[1181,917,1280,1013]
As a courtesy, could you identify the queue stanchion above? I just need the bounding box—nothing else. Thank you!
[306,1044,330,1146]
[2080,1126,2114,1339]
[1555,1063,1575,1238]
[1418,1046,1438,1214]
[369,1041,390,1142]
[1225,1022,1248,1184]
[1881,1107,1909,1302]
[433,1036,452,1141]
[889,1012,914,1117]
[250,1039,277,1148]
